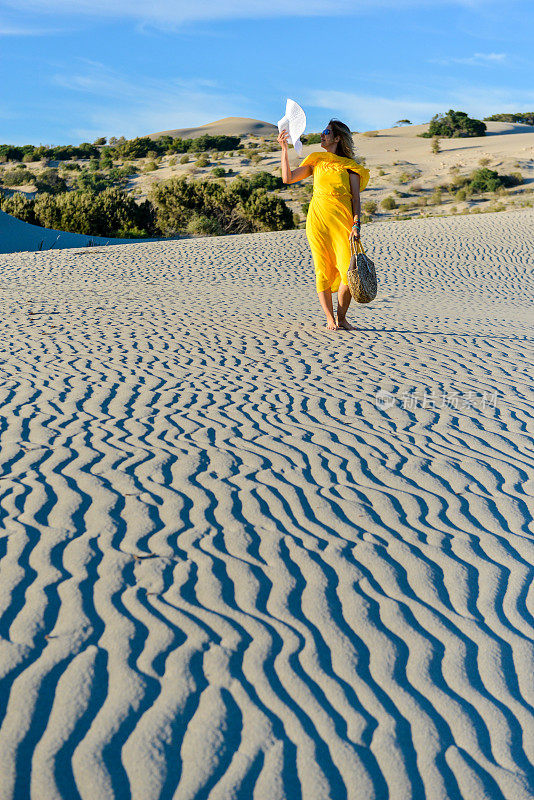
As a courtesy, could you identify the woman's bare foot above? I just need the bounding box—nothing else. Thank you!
[325,317,340,330]
[336,314,356,331]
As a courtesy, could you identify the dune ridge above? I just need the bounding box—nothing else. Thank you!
[0,208,533,799]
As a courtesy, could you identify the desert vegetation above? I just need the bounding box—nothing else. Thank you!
[420,109,487,138]
[483,112,534,126]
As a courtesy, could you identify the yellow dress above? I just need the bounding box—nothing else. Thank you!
[299,150,370,293]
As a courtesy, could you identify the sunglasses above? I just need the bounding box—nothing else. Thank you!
[322,127,331,136]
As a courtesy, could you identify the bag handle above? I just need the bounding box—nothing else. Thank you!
[350,237,366,257]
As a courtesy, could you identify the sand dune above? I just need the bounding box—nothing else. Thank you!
[147,116,278,141]
[0,208,533,799]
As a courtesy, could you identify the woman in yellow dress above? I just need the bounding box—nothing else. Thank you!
[278,119,370,330]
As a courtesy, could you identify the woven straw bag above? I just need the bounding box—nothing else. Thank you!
[347,238,377,303]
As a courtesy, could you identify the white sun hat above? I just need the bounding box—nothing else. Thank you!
[277,98,306,156]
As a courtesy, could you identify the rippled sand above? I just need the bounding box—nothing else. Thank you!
[0,208,533,800]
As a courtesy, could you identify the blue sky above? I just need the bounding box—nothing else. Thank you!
[1,0,533,145]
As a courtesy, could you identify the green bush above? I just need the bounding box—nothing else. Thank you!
[0,142,100,162]
[1,167,34,186]
[483,112,534,126]
[211,167,226,178]
[381,196,397,210]
[1,187,158,237]
[149,175,294,236]
[421,109,486,138]
[143,160,158,172]
[189,134,241,153]
[34,168,68,195]
[180,154,190,164]
[186,213,223,236]
[0,191,37,223]
[468,168,504,193]
[301,133,322,144]
[195,155,210,168]
[248,171,283,190]
[363,200,377,214]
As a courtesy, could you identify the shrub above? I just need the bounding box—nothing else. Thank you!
[468,168,503,193]
[143,161,158,172]
[508,172,523,186]
[478,157,491,167]
[301,133,322,144]
[186,213,223,236]
[168,156,177,166]
[398,170,419,184]
[362,130,379,137]
[381,196,396,210]
[0,191,37,223]
[195,155,210,168]
[211,166,226,178]
[149,175,294,236]
[430,189,442,205]
[431,137,441,154]
[422,109,486,138]
[455,188,468,202]
[116,136,155,159]
[189,134,240,153]
[76,167,132,193]
[180,154,190,164]
[449,174,470,190]
[248,171,283,190]
[2,187,158,237]
[1,167,34,186]
[483,112,534,126]
[363,200,377,214]
[34,168,68,194]
[377,168,385,176]
[93,137,107,146]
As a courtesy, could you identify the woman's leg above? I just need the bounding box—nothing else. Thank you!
[336,283,356,330]
[317,289,339,330]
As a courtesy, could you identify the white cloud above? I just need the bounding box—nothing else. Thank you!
[48,60,253,139]
[430,52,507,66]
[305,87,534,130]
[0,0,498,29]
[0,24,68,35]
[305,91,444,130]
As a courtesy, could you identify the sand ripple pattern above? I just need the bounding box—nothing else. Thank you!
[0,208,533,800]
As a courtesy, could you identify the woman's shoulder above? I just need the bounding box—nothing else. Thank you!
[298,151,323,168]
[334,155,371,188]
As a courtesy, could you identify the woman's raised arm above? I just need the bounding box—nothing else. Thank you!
[278,129,313,184]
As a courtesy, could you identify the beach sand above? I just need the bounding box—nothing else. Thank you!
[0,207,533,799]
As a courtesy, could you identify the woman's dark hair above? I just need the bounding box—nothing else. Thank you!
[329,119,357,159]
